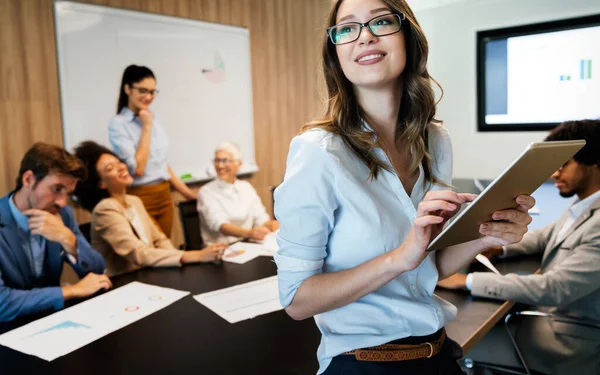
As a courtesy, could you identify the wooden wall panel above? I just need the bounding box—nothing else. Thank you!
[0,0,331,246]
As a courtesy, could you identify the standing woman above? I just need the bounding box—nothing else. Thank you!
[109,65,196,237]
[274,1,535,374]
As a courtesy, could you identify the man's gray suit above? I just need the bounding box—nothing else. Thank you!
[468,196,600,374]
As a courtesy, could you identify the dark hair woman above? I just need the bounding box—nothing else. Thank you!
[108,64,196,237]
[273,0,536,374]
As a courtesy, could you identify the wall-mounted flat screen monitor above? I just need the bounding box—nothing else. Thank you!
[477,14,600,131]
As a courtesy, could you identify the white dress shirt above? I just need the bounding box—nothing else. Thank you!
[274,124,456,374]
[466,189,600,290]
[197,178,271,244]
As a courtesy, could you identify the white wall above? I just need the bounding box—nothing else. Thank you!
[415,0,600,178]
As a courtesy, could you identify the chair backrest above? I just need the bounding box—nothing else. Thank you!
[79,222,92,243]
[269,184,278,219]
[176,199,205,250]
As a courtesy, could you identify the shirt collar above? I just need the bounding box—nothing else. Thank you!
[569,189,600,219]
[215,177,239,191]
[8,193,30,233]
[119,107,136,122]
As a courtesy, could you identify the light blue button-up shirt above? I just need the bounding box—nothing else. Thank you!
[8,194,46,277]
[108,107,171,186]
[274,124,457,374]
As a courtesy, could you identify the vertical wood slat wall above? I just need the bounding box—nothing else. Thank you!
[0,0,330,246]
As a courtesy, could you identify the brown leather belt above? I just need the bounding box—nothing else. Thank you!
[343,329,446,362]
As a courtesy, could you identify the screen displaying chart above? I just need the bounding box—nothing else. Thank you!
[478,16,600,130]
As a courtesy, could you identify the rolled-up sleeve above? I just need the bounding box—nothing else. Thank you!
[274,133,338,307]
[108,118,138,175]
[197,188,230,233]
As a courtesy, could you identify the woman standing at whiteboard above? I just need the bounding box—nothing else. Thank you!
[109,65,196,237]
[274,0,535,374]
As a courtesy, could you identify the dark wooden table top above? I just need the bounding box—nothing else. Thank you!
[0,255,540,375]
[438,256,540,353]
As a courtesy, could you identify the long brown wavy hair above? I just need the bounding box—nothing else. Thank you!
[304,0,444,184]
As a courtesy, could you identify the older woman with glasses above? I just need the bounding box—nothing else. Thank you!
[197,142,278,245]
[273,0,535,374]
[108,65,197,237]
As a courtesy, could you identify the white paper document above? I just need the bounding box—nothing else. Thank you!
[193,276,282,323]
[222,247,262,264]
[475,254,503,275]
[222,232,280,264]
[0,282,189,361]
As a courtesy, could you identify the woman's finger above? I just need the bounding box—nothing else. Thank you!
[417,200,458,216]
[491,209,532,225]
[480,221,527,235]
[414,215,444,227]
[423,190,472,204]
[457,193,478,203]
[516,195,536,210]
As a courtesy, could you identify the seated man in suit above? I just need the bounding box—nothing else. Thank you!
[0,143,110,322]
[438,119,600,374]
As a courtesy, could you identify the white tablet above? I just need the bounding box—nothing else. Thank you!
[427,140,586,251]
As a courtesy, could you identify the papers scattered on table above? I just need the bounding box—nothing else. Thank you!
[193,276,282,323]
[222,247,262,264]
[0,282,189,361]
[475,254,502,275]
[222,232,279,264]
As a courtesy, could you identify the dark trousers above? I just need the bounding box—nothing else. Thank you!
[323,329,465,375]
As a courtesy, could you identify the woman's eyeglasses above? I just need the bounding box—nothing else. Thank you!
[213,158,236,165]
[132,86,160,96]
[327,13,405,45]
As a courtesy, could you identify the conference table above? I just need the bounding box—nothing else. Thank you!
[0,182,566,374]
[1,254,541,375]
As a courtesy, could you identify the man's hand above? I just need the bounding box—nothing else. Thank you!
[437,273,468,290]
[62,273,112,301]
[24,209,77,255]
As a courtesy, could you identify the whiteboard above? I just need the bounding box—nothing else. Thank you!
[54,1,257,183]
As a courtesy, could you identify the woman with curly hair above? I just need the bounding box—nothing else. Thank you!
[73,141,226,277]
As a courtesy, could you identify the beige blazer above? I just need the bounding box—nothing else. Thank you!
[91,195,183,277]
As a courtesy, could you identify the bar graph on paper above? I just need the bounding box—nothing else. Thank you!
[0,282,189,361]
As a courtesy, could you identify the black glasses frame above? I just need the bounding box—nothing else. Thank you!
[131,86,160,96]
[326,13,406,45]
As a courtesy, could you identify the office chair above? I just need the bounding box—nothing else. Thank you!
[503,310,600,375]
[78,222,92,243]
[175,199,205,250]
[268,184,278,219]
[466,311,600,375]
